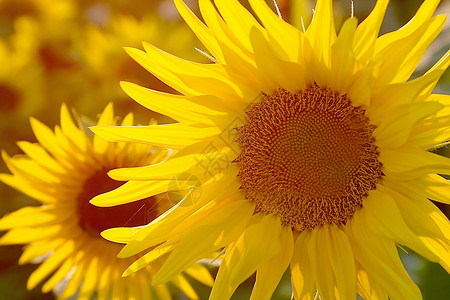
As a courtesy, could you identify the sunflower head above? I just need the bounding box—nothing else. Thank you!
[0,103,213,299]
[91,0,449,299]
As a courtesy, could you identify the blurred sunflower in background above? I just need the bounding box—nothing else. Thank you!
[0,0,205,156]
[0,1,206,297]
[90,0,450,299]
[0,103,213,299]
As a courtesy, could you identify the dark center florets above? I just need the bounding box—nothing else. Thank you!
[236,84,383,231]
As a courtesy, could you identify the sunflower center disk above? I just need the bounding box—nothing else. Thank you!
[236,84,383,231]
[77,169,158,237]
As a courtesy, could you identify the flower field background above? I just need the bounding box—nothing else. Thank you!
[0,0,449,299]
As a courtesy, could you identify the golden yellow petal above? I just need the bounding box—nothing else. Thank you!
[307,227,335,300]
[379,147,450,180]
[347,211,422,300]
[27,239,79,290]
[305,0,336,69]
[93,102,115,154]
[120,81,228,127]
[249,227,293,300]
[326,225,357,300]
[77,254,100,300]
[91,180,169,207]
[250,27,305,93]
[356,263,389,300]
[152,200,254,285]
[248,0,302,61]
[19,238,65,265]
[291,230,316,300]
[153,284,172,300]
[41,257,75,293]
[174,0,224,62]
[330,17,357,93]
[171,274,199,300]
[92,123,220,150]
[227,215,283,287]
[122,243,174,276]
[375,0,440,51]
[373,101,442,148]
[0,206,69,230]
[142,41,252,99]
[213,0,266,53]
[374,15,445,87]
[354,0,389,63]
[183,263,214,287]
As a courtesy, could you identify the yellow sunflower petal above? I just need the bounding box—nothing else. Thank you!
[125,47,197,96]
[136,270,152,300]
[393,174,450,205]
[291,230,316,300]
[19,238,65,265]
[153,284,172,300]
[97,257,114,300]
[127,165,241,245]
[213,0,266,52]
[354,0,389,62]
[92,124,220,150]
[142,41,251,99]
[77,254,100,300]
[326,225,357,300]
[120,81,227,126]
[93,103,115,154]
[250,227,293,300]
[152,200,254,285]
[110,266,126,300]
[380,147,450,179]
[378,185,450,271]
[0,206,69,230]
[374,15,445,87]
[250,27,304,93]
[60,104,89,153]
[356,263,389,300]
[228,215,282,287]
[91,180,169,207]
[375,0,441,50]
[0,224,64,245]
[330,17,357,93]
[347,210,422,300]
[123,243,174,276]
[174,0,224,62]
[248,0,302,61]
[307,227,335,300]
[373,101,442,148]
[41,256,75,293]
[364,189,448,269]
[184,263,214,287]
[305,0,336,69]
[27,240,79,290]
[171,274,198,300]
[17,141,66,175]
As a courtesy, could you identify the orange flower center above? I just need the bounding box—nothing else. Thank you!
[236,84,383,231]
[77,169,158,237]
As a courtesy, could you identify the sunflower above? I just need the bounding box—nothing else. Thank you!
[73,11,206,125]
[0,30,45,155]
[0,103,213,299]
[92,0,450,299]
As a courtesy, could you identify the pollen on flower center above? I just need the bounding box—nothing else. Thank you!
[236,84,383,231]
[77,169,158,237]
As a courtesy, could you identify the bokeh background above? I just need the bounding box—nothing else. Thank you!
[0,0,449,299]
